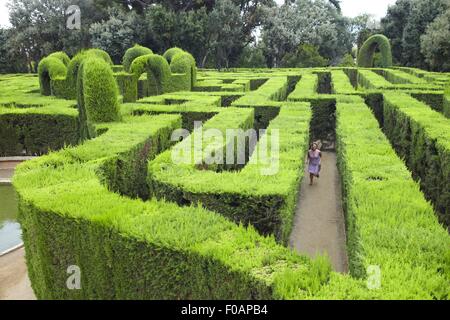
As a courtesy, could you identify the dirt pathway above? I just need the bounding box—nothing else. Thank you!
[0,248,36,300]
[289,151,349,273]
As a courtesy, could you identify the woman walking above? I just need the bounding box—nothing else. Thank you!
[307,142,322,186]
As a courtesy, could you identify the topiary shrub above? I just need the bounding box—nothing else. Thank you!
[163,47,184,64]
[122,44,153,72]
[170,50,197,89]
[38,57,67,96]
[130,54,171,95]
[79,57,121,125]
[357,34,393,68]
[48,51,71,66]
[66,49,113,99]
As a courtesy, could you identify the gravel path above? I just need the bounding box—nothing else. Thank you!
[290,151,349,273]
[0,248,36,300]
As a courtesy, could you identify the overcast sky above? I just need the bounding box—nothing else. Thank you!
[0,0,397,27]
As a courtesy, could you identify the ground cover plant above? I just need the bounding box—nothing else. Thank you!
[1,44,450,300]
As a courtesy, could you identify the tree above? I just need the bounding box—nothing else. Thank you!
[0,28,28,73]
[338,53,355,67]
[402,0,448,68]
[280,44,328,68]
[7,0,117,70]
[421,9,450,71]
[261,0,352,67]
[206,0,245,68]
[237,44,268,68]
[381,0,449,68]
[381,0,411,65]
[89,9,143,64]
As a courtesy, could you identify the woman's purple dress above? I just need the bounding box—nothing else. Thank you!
[308,150,321,175]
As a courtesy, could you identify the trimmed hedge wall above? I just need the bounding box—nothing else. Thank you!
[14,114,331,300]
[328,95,450,299]
[357,34,393,68]
[383,92,450,226]
[0,104,79,156]
[148,103,311,244]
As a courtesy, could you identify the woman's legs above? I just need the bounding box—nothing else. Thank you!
[309,173,314,185]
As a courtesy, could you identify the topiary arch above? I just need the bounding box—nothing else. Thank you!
[37,57,68,96]
[122,44,153,72]
[357,34,393,68]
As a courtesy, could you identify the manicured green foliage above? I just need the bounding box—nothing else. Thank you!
[357,34,393,68]
[148,103,312,243]
[37,57,67,96]
[114,72,137,103]
[444,84,450,118]
[13,114,330,300]
[287,73,319,100]
[315,95,450,299]
[122,44,153,72]
[48,51,70,66]
[66,49,114,99]
[163,47,184,63]
[130,54,172,95]
[330,70,357,95]
[4,59,450,300]
[80,57,121,124]
[0,104,79,156]
[383,92,450,225]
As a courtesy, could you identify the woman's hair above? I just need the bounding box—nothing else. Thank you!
[310,142,318,149]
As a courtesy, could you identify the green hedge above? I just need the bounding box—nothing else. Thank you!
[148,103,311,243]
[79,57,121,125]
[357,34,393,68]
[444,84,450,118]
[48,51,71,66]
[287,73,318,101]
[0,104,79,156]
[383,92,450,226]
[14,114,331,300]
[66,49,113,99]
[122,44,153,72]
[329,95,450,299]
[114,72,137,103]
[38,57,67,96]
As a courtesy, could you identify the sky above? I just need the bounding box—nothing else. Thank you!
[0,0,397,27]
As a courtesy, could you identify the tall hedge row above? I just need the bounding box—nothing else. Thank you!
[14,114,331,300]
[383,92,450,225]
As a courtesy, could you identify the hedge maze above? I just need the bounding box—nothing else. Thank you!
[1,45,449,299]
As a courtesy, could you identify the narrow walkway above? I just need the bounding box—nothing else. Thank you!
[289,151,349,273]
[0,248,36,300]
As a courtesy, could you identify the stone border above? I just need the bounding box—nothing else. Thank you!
[0,156,36,162]
[0,243,24,257]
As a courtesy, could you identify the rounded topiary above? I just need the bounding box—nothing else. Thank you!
[163,47,184,64]
[67,49,114,98]
[48,51,71,66]
[38,57,68,95]
[357,34,393,68]
[80,56,121,124]
[122,45,153,72]
[170,51,197,88]
[130,54,172,95]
